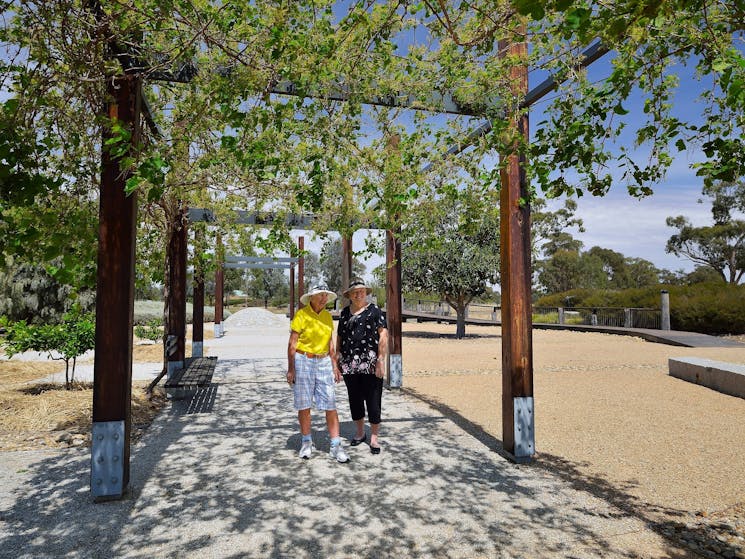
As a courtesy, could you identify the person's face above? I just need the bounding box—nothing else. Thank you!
[310,293,328,308]
[348,287,367,304]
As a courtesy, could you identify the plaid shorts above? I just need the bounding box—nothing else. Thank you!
[293,354,337,411]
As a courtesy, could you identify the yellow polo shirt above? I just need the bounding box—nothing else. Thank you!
[291,305,333,355]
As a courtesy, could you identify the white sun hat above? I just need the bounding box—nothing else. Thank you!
[300,284,337,306]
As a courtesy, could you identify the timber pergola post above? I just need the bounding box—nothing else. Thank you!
[297,236,305,308]
[166,202,188,379]
[215,233,224,338]
[498,29,535,462]
[341,235,353,308]
[90,57,140,500]
[385,229,403,388]
[192,225,205,358]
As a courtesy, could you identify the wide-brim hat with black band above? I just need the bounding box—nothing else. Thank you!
[342,277,373,298]
[300,284,337,306]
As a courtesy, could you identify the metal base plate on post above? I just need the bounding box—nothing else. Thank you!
[388,354,402,388]
[167,359,183,379]
[90,420,125,499]
[511,396,535,462]
[192,341,203,357]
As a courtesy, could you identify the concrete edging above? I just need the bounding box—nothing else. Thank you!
[668,357,745,399]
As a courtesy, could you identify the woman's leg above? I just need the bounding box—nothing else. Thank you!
[366,376,384,448]
[298,408,312,436]
[325,409,340,438]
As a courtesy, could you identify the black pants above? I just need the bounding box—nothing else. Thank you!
[343,374,384,424]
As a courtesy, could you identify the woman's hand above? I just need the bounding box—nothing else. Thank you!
[375,358,385,379]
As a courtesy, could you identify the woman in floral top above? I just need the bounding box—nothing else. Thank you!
[337,277,388,454]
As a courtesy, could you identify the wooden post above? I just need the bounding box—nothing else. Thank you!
[192,226,204,358]
[499,31,535,462]
[298,236,305,308]
[386,229,403,388]
[289,263,295,320]
[341,235,353,307]
[214,233,224,338]
[167,203,188,378]
[91,71,139,500]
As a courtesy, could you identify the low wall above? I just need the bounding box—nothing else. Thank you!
[668,357,745,399]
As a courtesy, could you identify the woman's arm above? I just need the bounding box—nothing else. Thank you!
[376,327,388,378]
[329,334,341,383]
[287,331,299,385]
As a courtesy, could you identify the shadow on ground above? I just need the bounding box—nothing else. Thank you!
[0,357,705,559]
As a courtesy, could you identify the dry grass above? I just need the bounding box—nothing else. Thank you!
[0,360,63,385]
[0,322,218,452]
[0,360,167,452]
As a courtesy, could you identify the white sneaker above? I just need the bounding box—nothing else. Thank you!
[329,444,350,463]
[299,440,314,459]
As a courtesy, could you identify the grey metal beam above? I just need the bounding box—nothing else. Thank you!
[225,255,299,263]
[423,41,609,169]
[187,208,314,228]
[224,263,293,269]
[269,79,490,116]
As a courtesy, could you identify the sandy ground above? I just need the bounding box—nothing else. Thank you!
[399,322,745,531]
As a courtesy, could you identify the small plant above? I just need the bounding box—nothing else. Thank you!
[1,307,94,389]
[134,318,163,343]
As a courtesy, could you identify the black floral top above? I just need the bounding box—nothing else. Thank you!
[337,304,387,375]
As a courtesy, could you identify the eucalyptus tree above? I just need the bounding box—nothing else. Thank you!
[319,237,366,295]
[402,185,501,339]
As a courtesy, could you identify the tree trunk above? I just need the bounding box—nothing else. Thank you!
[455,308,466,339]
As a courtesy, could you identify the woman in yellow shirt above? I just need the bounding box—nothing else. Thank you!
[286,284,350,463]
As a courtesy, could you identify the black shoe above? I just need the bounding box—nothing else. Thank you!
[350,435,366,446]
[370,445,381,455]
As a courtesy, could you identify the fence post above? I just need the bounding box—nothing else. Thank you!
[557,307,564,325]
[624,308,632,328]
[660,290,671,330]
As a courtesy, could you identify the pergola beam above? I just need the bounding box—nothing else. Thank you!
[424,41,609,167]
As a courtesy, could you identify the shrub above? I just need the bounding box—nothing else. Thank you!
[134,318,163,342]
[1,308,95,388]
[534,283,745,335]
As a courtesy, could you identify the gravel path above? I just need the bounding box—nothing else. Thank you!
[1,308,743,558]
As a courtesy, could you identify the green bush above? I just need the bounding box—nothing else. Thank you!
[1,308,95,388]
[534,283,745,335]
[134,318,163,342]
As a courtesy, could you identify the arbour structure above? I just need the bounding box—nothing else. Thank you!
[89,18,609,500]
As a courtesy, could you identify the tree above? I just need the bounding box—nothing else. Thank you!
[300,252,323,293]
[535,249,606,295]
[666,181,745,284]
[402,188,500,339]
[684,265,725,285]
[666,216,745,284]
[531,199,584,257]
[535,245,660,294]
[585,247,660,289]
[319,237,366,295]
[0,258,95,324]
[1,308,95,389]
[246,268,289,308]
